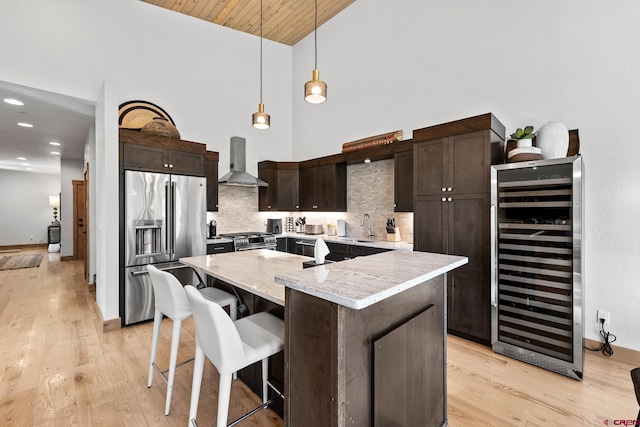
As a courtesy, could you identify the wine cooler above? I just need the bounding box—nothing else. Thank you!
[490,155,583,380]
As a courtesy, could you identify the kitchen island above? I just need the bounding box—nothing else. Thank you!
[180,249,467,427]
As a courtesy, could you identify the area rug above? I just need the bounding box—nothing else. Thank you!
[0,254,44,271]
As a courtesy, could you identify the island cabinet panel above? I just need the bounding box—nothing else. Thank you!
[373,305,441,427]
[258,162,300,211]
[285,274,446,427]
[205,151,219,211]
[299,163,347,212]
[394,150,413,212]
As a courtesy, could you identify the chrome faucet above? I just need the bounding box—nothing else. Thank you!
[361,213,374,239]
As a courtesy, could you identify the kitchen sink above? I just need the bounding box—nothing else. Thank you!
[339,237,374,243]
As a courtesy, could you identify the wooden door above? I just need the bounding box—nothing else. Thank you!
[72,180,86,261]
[83,165,89,281]
[394,151,413,212]
[447,193,489,274]
[205,152,219,212]
[413,196,446,253]
[449,131,490,194]
[258,166,277,211]
[414,139,446,196]
[298,167,316,210]
[277,169,299,211]
[447,271,491,344]
[315,164,335,210]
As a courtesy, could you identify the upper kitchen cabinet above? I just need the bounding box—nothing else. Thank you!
[413,113,505,196]
[258,162,300,211]
[205,151,219,212]
[120,129,206,177]
[394,150,413,212]
[299,163,347,212]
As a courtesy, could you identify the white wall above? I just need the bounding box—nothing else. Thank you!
[84,126,96,284]
[59,158,84,257]
[292,0,640,350]
[0,170,60,245]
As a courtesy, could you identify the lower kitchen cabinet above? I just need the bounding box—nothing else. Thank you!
[349,245,390,258]
[276,237,288,252]
[325,241,349,261]
[414,193,490,345]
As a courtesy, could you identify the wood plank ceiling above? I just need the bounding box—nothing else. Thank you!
[141,0,356,46]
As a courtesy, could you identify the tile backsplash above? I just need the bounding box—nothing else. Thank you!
[208,159,413,242]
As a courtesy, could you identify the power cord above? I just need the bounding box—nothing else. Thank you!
[585,318,617,357]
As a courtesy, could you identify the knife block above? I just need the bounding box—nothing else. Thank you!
[386,227,401,242]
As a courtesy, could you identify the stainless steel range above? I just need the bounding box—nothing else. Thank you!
[219,232,277,251]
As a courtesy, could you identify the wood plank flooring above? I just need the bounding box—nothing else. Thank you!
[0,247,638,426]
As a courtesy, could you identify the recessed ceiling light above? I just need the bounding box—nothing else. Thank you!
[49,142,61,146]
[17,122,33,128]
[51,151,61,155]
[25,167,33,171]
[17,156,27,160]
[4,98,24,106]
[22,163,30,166]
[364,158,371,163]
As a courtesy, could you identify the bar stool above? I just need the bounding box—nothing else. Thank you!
[184,285,284,427]
[146,265,237,416]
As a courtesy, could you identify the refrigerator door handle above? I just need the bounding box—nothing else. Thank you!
[165,182,173,255]
[170,181,177,256]
[490,203,498,307]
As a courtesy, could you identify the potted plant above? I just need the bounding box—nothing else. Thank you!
[510,126,535,148]
[327,223,336,236]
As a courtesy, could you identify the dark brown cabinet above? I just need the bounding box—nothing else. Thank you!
[412,113,504,345]
[414,130,497,197]
[205,151,219,212]
[299,163,347,212]
[258,162,299,211]
[120,129,206,177]
[122,142,205,176]
[394,150,413,212]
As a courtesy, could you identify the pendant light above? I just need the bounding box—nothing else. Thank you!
[304,0,327,104]
[252,0,270,129]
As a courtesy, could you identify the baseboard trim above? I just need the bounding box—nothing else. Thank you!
[61,256,74,261]
[0,243,47,251]
[94,301,122,333]
[584,337,640,365]
[87,283,96,292]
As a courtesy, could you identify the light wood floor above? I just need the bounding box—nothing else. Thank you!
[0,247,638,426]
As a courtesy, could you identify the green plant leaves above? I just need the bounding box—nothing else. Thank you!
[509,126,535,140]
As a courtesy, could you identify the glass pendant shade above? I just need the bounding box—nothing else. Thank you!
[304,69,327,104]
[252,103,270,129]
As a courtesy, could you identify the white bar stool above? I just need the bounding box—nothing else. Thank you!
[184,285,285,427]
[146,264,237,416]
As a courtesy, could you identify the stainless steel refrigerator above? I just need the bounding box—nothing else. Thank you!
[123,170,206,325]
[490,155,584,379]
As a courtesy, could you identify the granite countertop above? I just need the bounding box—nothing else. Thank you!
[180,250,309,306]
[276,232,413,251]
[275,251,467,310]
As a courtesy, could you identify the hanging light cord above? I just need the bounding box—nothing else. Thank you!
[314,0,318,69]
[260,0,264,104]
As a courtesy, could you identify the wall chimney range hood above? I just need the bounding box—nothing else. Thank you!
[218,136,267,187]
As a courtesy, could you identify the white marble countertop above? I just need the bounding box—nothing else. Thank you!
[180,250,309,306]
[275,251,467,310]
[276,232,413,251]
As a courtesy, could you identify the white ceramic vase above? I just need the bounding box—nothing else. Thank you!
[536,121,569,159]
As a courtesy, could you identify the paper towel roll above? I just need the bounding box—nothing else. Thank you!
[314,238,330,264]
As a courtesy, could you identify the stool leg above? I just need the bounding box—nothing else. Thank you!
[261,358,269,404]
[189,344,205,426]
[147,308,163,388]
[164,318,183,416]
[217,373,233,427]
[229,301,237,321]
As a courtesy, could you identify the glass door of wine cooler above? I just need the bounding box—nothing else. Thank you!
[490,156,583,379]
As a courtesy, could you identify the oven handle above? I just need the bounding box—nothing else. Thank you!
[295,241,315,247]
[235,245,277,251]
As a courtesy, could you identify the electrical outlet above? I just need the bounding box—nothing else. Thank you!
[597,310,610,325]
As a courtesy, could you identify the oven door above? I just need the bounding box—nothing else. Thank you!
[295,239,315,257]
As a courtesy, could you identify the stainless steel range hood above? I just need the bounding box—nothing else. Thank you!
[218,136,267,187]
